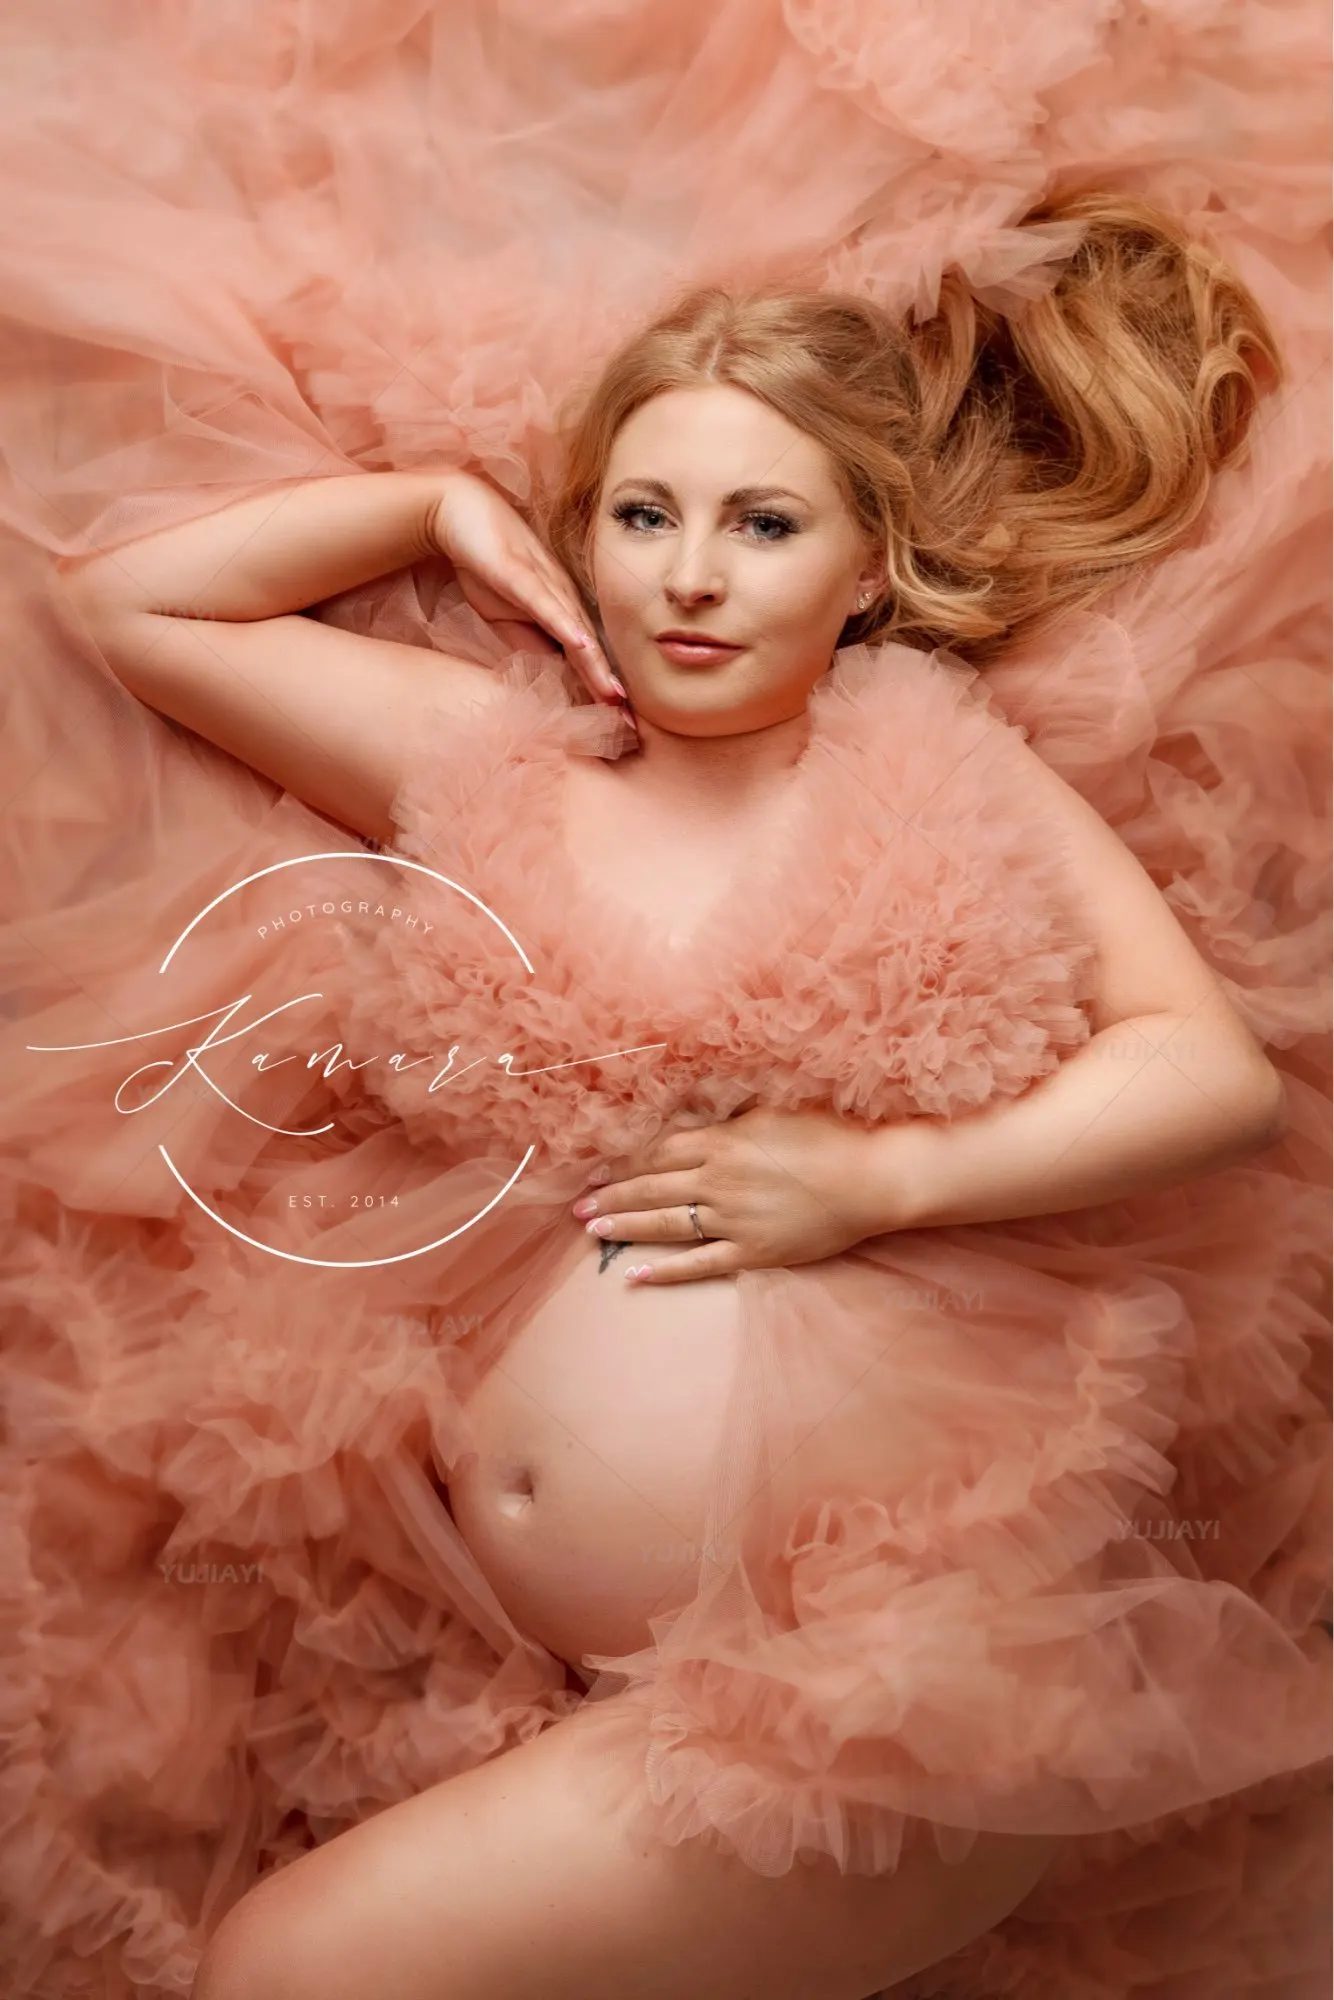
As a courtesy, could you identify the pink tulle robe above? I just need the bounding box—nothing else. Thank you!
[0,3,1329,1996]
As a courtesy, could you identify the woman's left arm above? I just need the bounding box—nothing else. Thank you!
[579,741,1286,1282]
[860,737,1287,1233]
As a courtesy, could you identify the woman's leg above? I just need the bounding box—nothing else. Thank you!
[192,1694,1062,2000]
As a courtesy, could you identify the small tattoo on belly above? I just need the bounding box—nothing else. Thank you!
[598,1237,629,1274]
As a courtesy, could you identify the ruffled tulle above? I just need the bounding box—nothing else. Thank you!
[356,642,1101,1165]
[0,3,1329,1996]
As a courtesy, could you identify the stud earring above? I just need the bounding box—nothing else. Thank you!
[857,592,872,610]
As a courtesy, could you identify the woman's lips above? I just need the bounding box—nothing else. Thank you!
[654,636,745,666]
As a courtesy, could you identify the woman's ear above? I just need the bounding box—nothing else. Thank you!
[852,570,886,615]
[853,533,888,611]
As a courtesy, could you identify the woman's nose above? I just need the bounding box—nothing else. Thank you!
[663,551,725,605]
[653,512,729,601]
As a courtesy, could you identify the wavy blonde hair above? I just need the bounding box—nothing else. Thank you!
[539,187,1283,668]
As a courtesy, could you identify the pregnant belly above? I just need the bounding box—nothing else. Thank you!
[445,1226,936,1672]
[446,1231,744,1667]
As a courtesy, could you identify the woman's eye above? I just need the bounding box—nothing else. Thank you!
[612,501,796,542]
[740,511,797,542]
[614,502,668,532]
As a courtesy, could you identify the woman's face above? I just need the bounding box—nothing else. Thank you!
[589,384,881,738]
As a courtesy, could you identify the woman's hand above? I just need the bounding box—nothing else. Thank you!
[571,1105,891,1284]
[427,472,628,712]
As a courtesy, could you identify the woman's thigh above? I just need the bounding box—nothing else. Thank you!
[192,1695,1063,2000]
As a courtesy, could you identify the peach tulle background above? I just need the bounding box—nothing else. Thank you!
[0,3,1329,1996]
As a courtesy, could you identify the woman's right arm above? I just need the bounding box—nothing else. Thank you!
[59,472,608,847]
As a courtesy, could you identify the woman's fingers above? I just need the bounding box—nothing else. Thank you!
[575,1170,696,1220]
[585,1202,702,1244]
[622,1245,739,1285]
[549,618,620,702]
[430,473,623,703]
[524,575,620,699]
[495,568,621,705]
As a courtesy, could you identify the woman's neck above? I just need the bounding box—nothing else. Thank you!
[622,704,813,821]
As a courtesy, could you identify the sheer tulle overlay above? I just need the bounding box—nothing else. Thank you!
[0,4,1329,1997]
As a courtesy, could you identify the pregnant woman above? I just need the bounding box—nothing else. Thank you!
[36,190,1327,1999]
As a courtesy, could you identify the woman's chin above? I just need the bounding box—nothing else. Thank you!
[628,676,791,737]
[635,701,804,742]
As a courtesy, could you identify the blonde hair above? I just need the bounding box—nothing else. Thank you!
[540,187,1283,668]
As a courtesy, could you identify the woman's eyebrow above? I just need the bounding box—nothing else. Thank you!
[609,477,812,508]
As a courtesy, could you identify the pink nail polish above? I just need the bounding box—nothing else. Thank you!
[573,1198,598,1220]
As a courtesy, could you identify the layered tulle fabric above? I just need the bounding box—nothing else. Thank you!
[0,3,1329,1997]
[362,645,1101,1156]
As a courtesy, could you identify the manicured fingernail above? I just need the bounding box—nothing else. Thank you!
[624,1264,651,1283]
[586,1217,614,1237]
[573,1197,598,1219]
[586,1165,612,1187]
